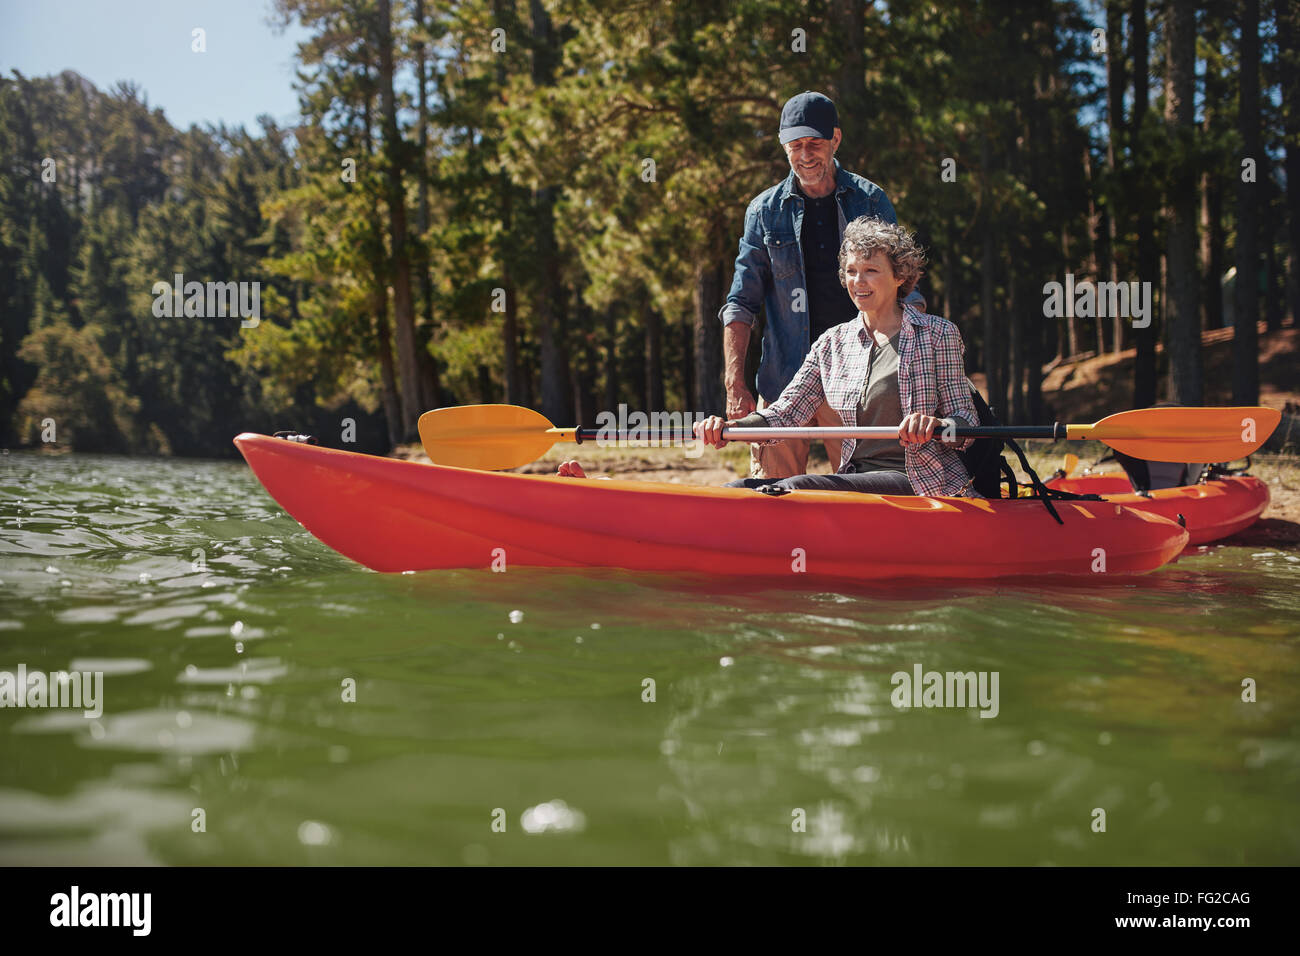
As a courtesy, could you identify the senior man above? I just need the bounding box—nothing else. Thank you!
[719,91,924,480]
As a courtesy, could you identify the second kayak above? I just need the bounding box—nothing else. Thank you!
[234,433,1189,580]
[1044,473,1269,546]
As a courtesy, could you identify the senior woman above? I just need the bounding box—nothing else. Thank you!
[560,217,979,497]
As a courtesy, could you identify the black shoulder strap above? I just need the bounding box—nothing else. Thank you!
[1002,436,1102,524]
[1000,459,1018,499]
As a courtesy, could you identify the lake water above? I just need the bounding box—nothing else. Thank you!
[2,450,1298,865]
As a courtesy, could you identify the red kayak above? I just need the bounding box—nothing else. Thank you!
[234,433,1188,580]
[1044,473,1269,546]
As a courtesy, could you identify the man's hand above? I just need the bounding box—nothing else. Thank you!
[725,384,757,420]
[694,415,739,449]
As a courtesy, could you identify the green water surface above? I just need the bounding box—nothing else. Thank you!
[1,450,1298,865]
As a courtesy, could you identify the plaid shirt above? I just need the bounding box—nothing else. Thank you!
[754,304,980,497]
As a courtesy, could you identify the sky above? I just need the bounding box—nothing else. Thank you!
[0,0,312,132]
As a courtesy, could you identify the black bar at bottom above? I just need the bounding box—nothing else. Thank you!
[8,865,1281,941]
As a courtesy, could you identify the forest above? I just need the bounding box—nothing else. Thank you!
[1,0,1296,457]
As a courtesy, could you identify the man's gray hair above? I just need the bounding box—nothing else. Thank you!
[837,218,926,298]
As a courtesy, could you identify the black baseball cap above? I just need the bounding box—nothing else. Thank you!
[779,92,838,144]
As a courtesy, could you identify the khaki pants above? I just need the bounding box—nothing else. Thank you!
[749,398,844,480]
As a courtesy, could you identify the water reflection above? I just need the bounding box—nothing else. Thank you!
[1,452,1297,865]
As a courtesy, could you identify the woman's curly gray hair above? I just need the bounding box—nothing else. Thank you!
[837,218,926,298]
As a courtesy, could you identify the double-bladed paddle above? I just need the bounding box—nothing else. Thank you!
[416,404,1281,472]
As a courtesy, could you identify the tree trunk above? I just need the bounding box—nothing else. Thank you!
[680,319,694,417]
[1277,0,1300,326]
[578,341,598,427]
[1104,0,1125,357]
[604,307,618,413]
[519,327,534,409]
[945,220,959,323]
[980,237,1001,413]
[1021,250,1044,423]
[1099,207,1117,352]
[373,284,402,448]
[364,67,401,447]
[1263,154,1283,331]
[1061,226,1079,360]
[644,301,664,413]
[692,260,723,415]
[534,185,573,422]
[1081,147,1102,356]
[529,0,572,422]
[502,261,520,402]
[377,0,421,438]
[573,299,598,427]
[1008,269,1025,424]
[1103,0,1125,356]
[1201,38,1226,331]
[1203,172,1225,329]
[1030,6,1055,415]
[1084,148,1106,355]
[413,0,441,410]
[980,135,1003,413]
[1164,0,1200,405]
[493,0,520,403]
[1131,0,1158,406]
[1234,0,1261,403]
[830,0,868,171]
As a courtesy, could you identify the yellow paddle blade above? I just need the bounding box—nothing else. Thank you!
[1062,453,1079,477]
[1069,406,1280,462]
[418,404,572,470]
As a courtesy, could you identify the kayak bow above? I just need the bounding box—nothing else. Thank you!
[1045,472,1269,546]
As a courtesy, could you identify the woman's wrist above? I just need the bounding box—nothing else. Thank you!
[731,411,768,429]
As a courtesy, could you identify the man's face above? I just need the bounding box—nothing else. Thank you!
[782,129,841,191]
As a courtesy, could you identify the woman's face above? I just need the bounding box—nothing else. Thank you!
[842,250,904,312]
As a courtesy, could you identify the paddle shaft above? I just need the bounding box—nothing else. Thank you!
[563,424,1066,442]
[419,403,1279,469]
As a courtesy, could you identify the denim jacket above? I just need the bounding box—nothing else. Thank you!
[718,161,923,401]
